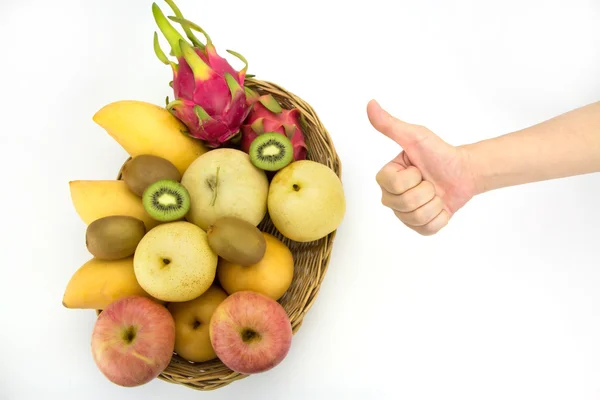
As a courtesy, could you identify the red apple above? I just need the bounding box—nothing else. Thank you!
[91,296,175,387]
[209,291,293,374]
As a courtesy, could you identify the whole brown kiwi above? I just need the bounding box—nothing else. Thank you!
[207,216,267,266]
[121,154,181,196]
[86,215,146,260]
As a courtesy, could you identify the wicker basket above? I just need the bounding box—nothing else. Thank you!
[104,77,342,391]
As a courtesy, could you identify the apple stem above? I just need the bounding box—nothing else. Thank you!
[241,328,261,343]
[209,166,220,206]
[122,326,137,344]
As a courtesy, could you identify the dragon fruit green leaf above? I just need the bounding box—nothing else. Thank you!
[164,0,204,49]
[250,118,265,134]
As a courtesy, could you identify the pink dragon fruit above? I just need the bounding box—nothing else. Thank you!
[152,1,251,147]
[240,94,308,161]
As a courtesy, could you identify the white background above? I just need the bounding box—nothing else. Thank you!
[1,0,600,399]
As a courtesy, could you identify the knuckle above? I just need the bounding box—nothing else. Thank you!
[390,179,405,195]
[412,207,427,224]
[422,180,435,194]
[407,222,434,236]
[408,125,428,139]
[381,193,390,208]
[375,170,385,185]
[376,164,392,180]
[424,212,449,236]
[418,222,439,236]
[420,228,438,236]
[414,124,431,134]
[407,166,423,183]
[396,170,417,192]
[393,210,407,223]
[421,184,436,203]
[401,196,417,211]
[376,168,395,190]
[403,189,426,211]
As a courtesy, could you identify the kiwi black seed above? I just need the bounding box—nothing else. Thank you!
[142,179,191,222]
[249,132,294,171]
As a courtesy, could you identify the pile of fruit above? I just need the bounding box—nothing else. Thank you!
[62,0,345,389]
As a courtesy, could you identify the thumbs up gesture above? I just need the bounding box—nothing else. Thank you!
[367,100,478,235]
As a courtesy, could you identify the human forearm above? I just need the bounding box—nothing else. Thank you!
[463,101,600,194]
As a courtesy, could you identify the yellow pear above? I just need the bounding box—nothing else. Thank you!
[69,180,159,230]
[93,100,208,175]
[62,257,160,310]
[133,221,218,302]
[268,160,345,242]
[181,148,269,231]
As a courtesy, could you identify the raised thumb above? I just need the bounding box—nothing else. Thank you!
[367,99,424,148]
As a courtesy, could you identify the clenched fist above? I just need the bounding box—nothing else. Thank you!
[367,100,478,236]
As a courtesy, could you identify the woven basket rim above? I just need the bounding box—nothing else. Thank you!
[101,77,342,391]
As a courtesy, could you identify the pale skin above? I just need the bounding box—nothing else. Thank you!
[368,99,600,236]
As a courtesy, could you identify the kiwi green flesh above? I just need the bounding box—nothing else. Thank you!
[249,132,294,171]
[142,180,190,222]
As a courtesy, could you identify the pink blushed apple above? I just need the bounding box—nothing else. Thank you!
[209,291,292,374]
[91,296,176,387]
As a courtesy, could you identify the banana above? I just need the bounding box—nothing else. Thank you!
[62,257,161,310]
[69,180,159,230]
[92,100,208,175]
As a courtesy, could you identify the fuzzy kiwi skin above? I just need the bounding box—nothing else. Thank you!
[121,155,181,196]
[85,215,146,260]
[207,216,267,266]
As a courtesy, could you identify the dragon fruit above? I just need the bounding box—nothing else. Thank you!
[240,94,308,161]
[151,1,251,147]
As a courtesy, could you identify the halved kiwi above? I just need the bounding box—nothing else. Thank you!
[249,132,294,171]
[142,179,190,222]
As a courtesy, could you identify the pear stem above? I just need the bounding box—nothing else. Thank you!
[209,166,220,206]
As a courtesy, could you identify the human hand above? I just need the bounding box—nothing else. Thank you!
[367,100,479,235]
